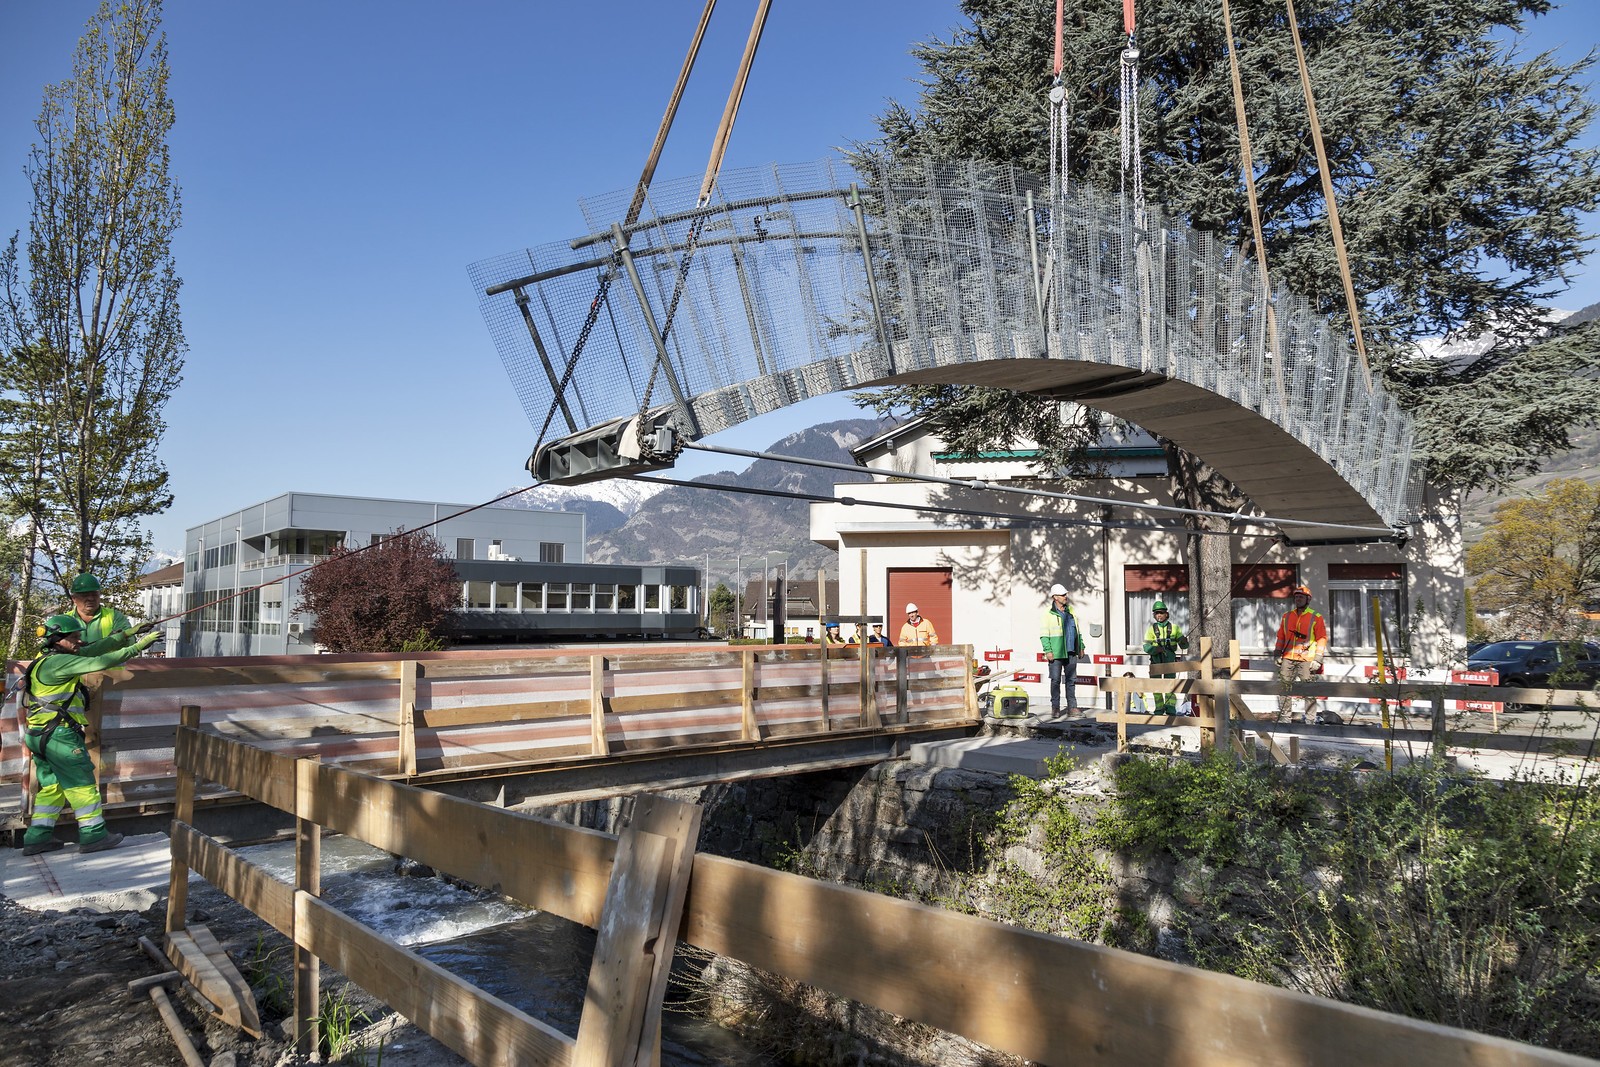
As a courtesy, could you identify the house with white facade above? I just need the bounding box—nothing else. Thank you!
[808,418,1465,714]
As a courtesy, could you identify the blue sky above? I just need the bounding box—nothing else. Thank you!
[2,2,1597,558]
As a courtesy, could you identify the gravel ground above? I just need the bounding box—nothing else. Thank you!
[0,875,465,1067]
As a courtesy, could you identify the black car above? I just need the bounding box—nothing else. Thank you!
[1466,641,1600,689]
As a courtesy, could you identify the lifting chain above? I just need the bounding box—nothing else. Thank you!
[635,213,708,461]
[534,254,622,448]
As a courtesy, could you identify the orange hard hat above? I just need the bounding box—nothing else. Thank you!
[1293,584,1312,597]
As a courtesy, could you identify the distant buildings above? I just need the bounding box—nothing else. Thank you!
[179,492,699,657]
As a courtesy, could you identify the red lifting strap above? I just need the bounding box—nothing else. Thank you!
[1054,0,1064,76]
[1124,0,1136,36]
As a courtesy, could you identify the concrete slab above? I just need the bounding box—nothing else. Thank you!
[2,832,173,913]
[907,734,1113,777]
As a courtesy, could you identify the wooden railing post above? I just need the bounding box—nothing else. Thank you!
[1115,686,1130,753]
[398,659,418,776]
[1431,692,1447,762]
[741,649,759,741]
[895,647,909,721]
[166,704,202,935]
[293,756,322,1059]
[590,654,610,757]
[819,642,832,732]
[1197,636,1216,753]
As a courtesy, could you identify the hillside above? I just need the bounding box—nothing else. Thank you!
[1461,425,1600,543]
[515,419,887,579]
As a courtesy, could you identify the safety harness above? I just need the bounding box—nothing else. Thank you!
[20,656,89,757]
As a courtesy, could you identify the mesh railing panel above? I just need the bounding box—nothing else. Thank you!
[468,158,1413,524]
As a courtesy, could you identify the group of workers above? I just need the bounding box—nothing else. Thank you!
[1035,580,1328,721]
[8,574,162,857]
[822,602,939,648]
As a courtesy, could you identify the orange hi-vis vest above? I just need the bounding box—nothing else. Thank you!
[1275,607,1327,662]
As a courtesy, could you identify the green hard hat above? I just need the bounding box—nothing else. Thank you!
[39,613,86,647]
[69,573,102,594]
[1152,600,1168,612]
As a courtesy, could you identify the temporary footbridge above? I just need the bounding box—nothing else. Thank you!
[469,6,1413,542]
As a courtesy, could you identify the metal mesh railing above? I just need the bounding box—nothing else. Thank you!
[468,158,1413,524]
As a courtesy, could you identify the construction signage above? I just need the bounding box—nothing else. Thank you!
[1451,669,1499,686]
[1014,671,1042,683]
[1092,654,1125,665]
[984,649,1011,662]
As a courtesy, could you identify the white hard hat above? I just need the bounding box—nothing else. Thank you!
[1049,583,1067,596]
[905,603,918,614]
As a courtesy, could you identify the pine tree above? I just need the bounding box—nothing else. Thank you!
[0,0,185,651]
[857,0,1600,647]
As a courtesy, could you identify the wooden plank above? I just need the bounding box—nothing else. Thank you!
[679,853,1588,1067]
[1198,636,1216,753]
[112,661,404,689]
[590,655,609,758]
[189,923,262,1038]
[172,821,294,936]
[165,924,261,1037]
[168,706,202,935]
[295,891,575,1067]
[294,757,321,1057]
[740,650,759,742]
[399,660,418,776]
[297,762,616,928]
[573,828,673,1067]
[417,689,745,729]
[178,727,297,811]
[627,796,703,1067]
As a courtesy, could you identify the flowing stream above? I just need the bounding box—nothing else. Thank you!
[241,836,777,1066]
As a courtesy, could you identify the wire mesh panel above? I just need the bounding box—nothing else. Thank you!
[467,158,1414,524]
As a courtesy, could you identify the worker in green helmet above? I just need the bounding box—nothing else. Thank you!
[67,573,134,657]
[19,613,160,856]
[1142,600,1189,715]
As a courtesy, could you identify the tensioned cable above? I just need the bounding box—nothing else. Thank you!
[629,474,1250,538]
[680,440,1404,538]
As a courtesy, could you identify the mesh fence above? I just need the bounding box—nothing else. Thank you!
[467,158,1413,524]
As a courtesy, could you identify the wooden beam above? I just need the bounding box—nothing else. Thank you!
[678,853,1587,1067]
[164,923,261,1038]
[626,797,703,1067]
[740,650,759,742]
[574,828,671,1066]
[590,655,610,758]
[177,727,297,812]
[296,762,616,929]
[295,891,575,1067]
[294,757,321,1058]
[167,706,202,935]
[399,660,418,776]
[171,821,294,936]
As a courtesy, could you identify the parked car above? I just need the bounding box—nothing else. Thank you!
[1466,641,1600,689]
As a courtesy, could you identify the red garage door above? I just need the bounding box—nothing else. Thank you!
[888,568,953,645]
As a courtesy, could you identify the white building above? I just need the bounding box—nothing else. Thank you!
[809,418,1464,713]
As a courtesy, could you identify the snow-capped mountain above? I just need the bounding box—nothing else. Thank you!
[500,479,667,536]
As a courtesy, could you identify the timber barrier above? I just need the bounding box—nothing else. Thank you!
[165,705,1591,1066]
[2,643,977,832]
[1098,638,1600,763]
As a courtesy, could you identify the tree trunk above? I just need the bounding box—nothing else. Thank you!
[6,515,37,661]
[1165,441,1248,654]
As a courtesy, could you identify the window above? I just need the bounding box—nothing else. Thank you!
[238,587,260,634]
[1124,565,1188,648]
[644,585,662,611]
[594,584,615,611]
[520,583,544,611]
[669,585,692,612]
[269,530,343,557]
[198,588,235,632]
[186,550,199,574]
[1327,565,1404,652]
[494,582,517,610]
[547,583,569,611]
[539,541,565,563]
[571,583,593,611]
[456,538,474,561]
[260,584,283,636]
[1230,565,1301,652]
[464,581,491,610]
[617,584,638,611]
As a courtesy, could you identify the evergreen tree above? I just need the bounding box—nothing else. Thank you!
[0,0,185,647]
[857,0,1600,647]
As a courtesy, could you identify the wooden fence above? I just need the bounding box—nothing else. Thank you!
[1100,638,1600,762]
[166,708,1591,1067]
[2,644,976,827]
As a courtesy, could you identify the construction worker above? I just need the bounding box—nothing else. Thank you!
[1142,600,1189,714]
[898,603,938,647]
[1273,584,1327,722]
[866,622,894,649]
[67,573,132,656]
[19,614,160,856]
[824,620,846,644]
[1039,583,1084,717]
